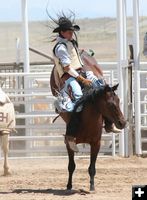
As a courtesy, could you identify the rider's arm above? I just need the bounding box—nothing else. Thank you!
[64,66,79,78]
[55,44,79,78]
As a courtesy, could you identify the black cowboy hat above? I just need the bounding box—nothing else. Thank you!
[53,17,80,33]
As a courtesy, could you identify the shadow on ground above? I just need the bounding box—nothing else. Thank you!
[0,188,91,196]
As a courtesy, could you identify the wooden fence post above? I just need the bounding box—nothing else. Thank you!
[128,44,135,155]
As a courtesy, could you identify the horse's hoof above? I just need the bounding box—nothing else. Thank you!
[66,184,72,190]
[65,189,74,195]
[90,186,95,192]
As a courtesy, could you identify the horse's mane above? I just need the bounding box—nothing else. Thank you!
[73,86,105,113]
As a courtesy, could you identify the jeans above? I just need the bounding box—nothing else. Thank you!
[64,77,83,112]
[57,72,105,112]
[65,77,83,100]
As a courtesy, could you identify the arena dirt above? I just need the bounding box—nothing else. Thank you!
[0,156,147,200]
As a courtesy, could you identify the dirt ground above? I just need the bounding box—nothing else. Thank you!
[0,156,147,200]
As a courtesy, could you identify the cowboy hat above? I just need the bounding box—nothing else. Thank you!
[53,17,80,33]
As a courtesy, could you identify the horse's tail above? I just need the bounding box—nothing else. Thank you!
[52,114,60,123]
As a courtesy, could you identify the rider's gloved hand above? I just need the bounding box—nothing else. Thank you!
[76,75,92,87]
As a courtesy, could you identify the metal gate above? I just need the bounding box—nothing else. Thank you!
[134,69,147,155]
[0,62,120,159]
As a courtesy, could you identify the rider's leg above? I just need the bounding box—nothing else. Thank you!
[64,77,83,152]
[64,77,83,102]
[54,77,83,112]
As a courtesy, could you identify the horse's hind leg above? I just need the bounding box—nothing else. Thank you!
[66,146,76,190]
[88,142,100,191]
[1,134,11,176]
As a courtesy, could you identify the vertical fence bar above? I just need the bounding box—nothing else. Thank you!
[16,38,20,65]
[21,0,30,73]
[117,0,126,156]
[21,0,30,157]
[134,70,142,155]
[133,0,142,155]
[112,133,116,156]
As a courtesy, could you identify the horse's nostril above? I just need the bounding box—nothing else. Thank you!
[118,120,126,128]
[118,121,122,127]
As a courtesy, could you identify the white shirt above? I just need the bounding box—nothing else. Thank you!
[54,37,71,67]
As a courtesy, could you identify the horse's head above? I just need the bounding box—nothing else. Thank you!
[98,84,126,130]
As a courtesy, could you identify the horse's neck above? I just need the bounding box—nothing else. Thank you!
[82,103,102,125]
[77,105,102,137]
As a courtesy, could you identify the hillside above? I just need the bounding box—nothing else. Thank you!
[0,17,147,63]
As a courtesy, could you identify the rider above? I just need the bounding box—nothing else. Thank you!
[52,15,120,152]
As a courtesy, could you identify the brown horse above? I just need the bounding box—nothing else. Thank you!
[50,52,126,191]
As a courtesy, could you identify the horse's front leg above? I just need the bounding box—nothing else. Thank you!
[1,134,11,176]
[66,145,76,190]
[88,141,100,191]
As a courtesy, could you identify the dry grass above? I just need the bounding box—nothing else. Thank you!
[1,17,147,63]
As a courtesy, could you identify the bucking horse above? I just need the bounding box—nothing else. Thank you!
[50,50,126,191]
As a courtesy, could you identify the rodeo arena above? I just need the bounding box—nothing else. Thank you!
[0,0,147,200]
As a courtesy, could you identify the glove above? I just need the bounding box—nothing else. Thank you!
[76,75,92,87]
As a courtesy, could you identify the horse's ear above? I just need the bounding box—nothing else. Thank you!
[112,83,119,91]
[104,84,111,92]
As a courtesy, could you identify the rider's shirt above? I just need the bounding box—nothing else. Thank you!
[53,36,83,78]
